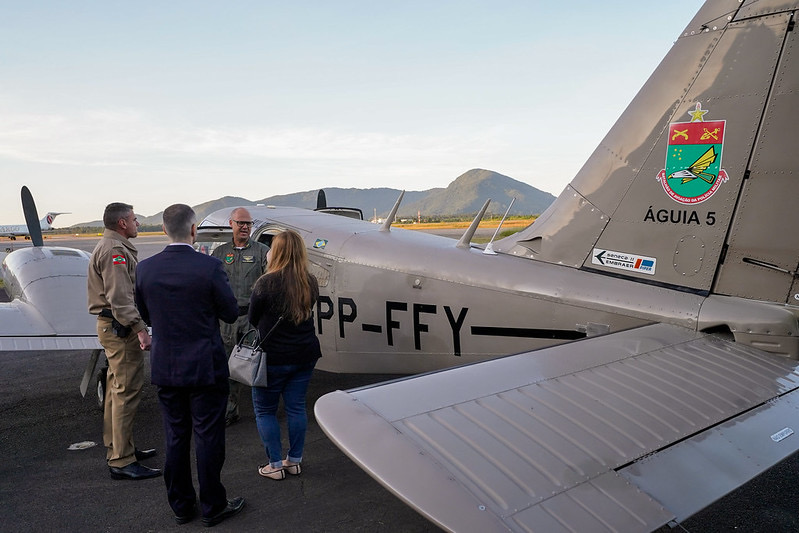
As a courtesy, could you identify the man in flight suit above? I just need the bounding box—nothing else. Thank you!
[211,207,269,426]
[88,202,161,480]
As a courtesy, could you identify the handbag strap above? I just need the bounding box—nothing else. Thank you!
[254,315,284,350]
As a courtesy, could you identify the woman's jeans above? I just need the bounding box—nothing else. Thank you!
[251,361,316,468]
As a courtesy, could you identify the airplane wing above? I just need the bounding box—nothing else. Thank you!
[315,323,799,532]
[0,306,103,352]
[0,246,101,352]
[0,299,101,351]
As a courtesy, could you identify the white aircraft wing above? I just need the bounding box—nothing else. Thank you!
[0,247,102,352]
[0,300,102,351]
[315,323,799,532]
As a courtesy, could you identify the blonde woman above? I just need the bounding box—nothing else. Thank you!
[247,230,321,480]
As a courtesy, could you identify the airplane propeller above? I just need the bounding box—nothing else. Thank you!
[317,189,327,210]
[20,186,44,247]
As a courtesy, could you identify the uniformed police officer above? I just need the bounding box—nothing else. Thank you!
[88,202,161,480]
[212,207,269,426]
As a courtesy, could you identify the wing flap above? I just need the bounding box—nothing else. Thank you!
[315,324,799,532]
[0,336,102,351]
[620,389,799,522]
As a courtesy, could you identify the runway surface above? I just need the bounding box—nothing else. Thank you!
[2,233,799,531]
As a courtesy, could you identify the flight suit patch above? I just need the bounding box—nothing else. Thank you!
[242,256,255,263]
[225,253,235,264]
[112,254,126,265]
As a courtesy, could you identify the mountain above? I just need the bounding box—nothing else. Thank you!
[139,196,250,226]
[71,169,556,226]
[399,169,555,218]
[255,188,431,219]
[74,196,252,228]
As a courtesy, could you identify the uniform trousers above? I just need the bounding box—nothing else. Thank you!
[220,314,251,419]
[156,381,229,519]
[98,317,145,468]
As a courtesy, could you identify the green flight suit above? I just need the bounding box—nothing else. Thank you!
[212,239,269,421]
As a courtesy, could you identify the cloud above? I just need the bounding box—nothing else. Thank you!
[0,105,510,167]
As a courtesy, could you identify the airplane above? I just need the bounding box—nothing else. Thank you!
[197,0,799,530]
[0,211,69,240]
[3,0,799,528]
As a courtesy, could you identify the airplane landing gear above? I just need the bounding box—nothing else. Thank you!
[96,366,107,411]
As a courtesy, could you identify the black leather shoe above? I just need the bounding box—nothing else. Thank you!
[202,497,245,527]
[175,504,198,525]
[109,461,162,480]
[135,448,157,461]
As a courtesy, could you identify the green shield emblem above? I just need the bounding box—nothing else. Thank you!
[657,110,728,204]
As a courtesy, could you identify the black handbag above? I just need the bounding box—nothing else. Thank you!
[228,316,283,387]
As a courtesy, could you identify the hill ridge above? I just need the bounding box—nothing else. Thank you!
[73,169,556,226]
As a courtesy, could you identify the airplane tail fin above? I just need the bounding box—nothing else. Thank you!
[496,1,799,306]
[39,212,69,230]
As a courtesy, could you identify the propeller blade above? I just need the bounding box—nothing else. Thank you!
[316,189,327,210]
[21,186,44,247]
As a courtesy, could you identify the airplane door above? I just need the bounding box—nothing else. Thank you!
[306,247,341,370]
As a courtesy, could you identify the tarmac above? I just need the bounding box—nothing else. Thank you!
[2,234,799,532]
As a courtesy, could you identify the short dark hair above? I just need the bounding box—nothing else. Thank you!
[103,203,134,230]
[162,204,196,240]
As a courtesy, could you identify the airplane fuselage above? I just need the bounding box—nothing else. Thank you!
[199,206,799,374]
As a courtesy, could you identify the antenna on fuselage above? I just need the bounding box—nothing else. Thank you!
[21,186,44,247]
[456,199,491,249]
[483,197,515,255]
[380,190,405,232]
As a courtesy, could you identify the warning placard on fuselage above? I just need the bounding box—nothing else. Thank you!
[592,248,656,275]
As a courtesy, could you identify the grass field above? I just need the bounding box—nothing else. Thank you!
[393,217,535,230]
[34,217,537,241]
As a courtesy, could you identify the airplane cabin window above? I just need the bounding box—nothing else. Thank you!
[257,233,274,247]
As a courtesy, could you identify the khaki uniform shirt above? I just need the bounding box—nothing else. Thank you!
[87,229,146,333]
[212,239,269,305]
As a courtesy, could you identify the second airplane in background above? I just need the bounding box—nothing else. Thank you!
[0,211,68,240]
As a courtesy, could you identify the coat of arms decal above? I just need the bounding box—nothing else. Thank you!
[656,103,729,204]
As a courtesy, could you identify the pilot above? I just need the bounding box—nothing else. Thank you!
[211,207,269,426]
[87,202,161,480]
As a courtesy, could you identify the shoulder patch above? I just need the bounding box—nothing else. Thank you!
[112,254,127,265]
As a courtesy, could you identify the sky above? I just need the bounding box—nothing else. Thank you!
[1,0,706,225]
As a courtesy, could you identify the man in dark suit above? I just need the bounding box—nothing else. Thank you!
[135,204,245,527]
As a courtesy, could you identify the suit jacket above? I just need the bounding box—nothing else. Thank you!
[135,244,238,387]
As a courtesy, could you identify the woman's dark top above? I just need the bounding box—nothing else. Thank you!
[248,271,322,366]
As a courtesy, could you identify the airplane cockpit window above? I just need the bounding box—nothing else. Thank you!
[194,226,233,256]
[253,224,287,249]
[257,233,274,248]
